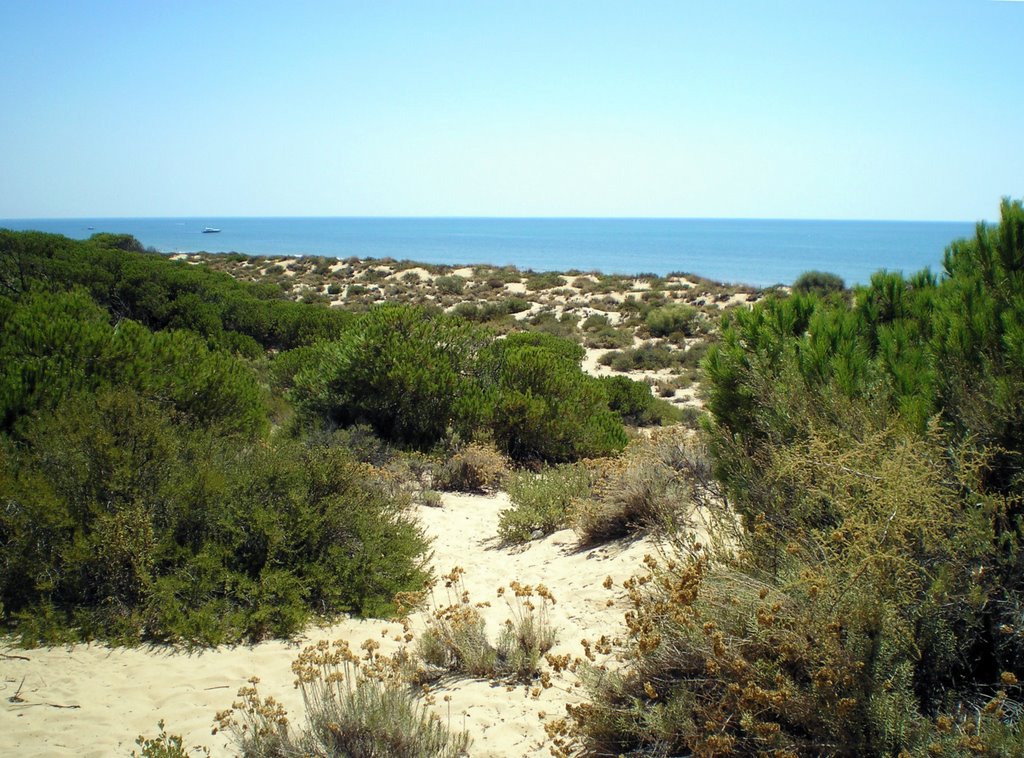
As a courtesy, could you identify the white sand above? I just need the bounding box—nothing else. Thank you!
[1,493,652,757]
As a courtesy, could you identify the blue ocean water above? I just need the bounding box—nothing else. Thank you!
[0,216,976,288]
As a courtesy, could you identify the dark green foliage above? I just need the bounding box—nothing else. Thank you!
[599,375,681,426]
[524,271,567,291]
[0,229,352,352]
[792,269,846,296]
[480,333,628,462]
[485,330,586,366]
[0,389,428,645]
[433,274,465,295]
[0,289,266,437]
[598,341,681,372]
[527,310,580,339]
[449,297,529,322]
[290,305,490,447]
[0,230,433,646]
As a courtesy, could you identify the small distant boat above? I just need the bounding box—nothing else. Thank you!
[86,226,95,230]
[202,227,221,234]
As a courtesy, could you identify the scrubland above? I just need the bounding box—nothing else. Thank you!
[2,200,1023,756]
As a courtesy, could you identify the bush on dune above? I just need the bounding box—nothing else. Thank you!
[480,333,628,462]
[0,388,429,645]
[217,640,470,758]
[497,464,592,544]
[563,198,1024,757]
[289,304,490,447]
[291,318,629,464]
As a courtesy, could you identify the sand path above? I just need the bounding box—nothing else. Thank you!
[2,492,651,757]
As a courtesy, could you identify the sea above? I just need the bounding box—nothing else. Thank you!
[0,217,977,288]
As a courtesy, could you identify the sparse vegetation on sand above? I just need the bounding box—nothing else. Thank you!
[5,198,1022,757]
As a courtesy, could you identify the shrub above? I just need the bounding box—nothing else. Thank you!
[450,298,529,322]
[525,272,567,291]
[565,198,1024,757]
[217,640,470,758]
[0,390,430,644]
[434,443,508,492]
[434,274,466,295]
[645,304,700,340]
[792,269,846,295]
[527,310,579,339]
[290,305,490,447]
[0,289,267,437]
[498,464,591,543]
[573,430,694,544]
[133,721,201,758]
[599,375,681,426]
[569,425,1023,757]
[598,342,681,372]
[481,334,627,462]
[417,568,556,680]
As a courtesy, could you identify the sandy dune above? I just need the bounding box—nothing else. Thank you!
[2,492,652,757]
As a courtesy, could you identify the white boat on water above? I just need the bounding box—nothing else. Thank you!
[202,227,221,233]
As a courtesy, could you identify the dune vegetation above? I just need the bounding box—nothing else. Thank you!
[2,198,1023,756]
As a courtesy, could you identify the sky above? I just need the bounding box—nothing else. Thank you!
[1,1,1021,221]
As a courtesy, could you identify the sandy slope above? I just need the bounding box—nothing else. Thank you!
[1,492,652,757]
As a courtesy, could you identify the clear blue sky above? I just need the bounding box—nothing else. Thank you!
[1,1,1021,220]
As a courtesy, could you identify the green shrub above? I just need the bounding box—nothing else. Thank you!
[527,309,579,338]
[599,375,680,426]
[792,269,846,295]
[498,464,591,543]
[584,325,633,349]
[290,305,490,447]
[450,298,529,322]
[0,390,429,645]
[524,272,567,291]
[0,289,267,437]
[645,304,700,339]
[598,342,681,372]
[483,341,627,462]
[566,198,1024,757]
[133,720,202,758]
[434,274,466,295]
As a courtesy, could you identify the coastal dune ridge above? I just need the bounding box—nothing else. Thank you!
[0,216,973,288]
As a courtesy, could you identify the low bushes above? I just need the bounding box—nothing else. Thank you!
[599,375,682,426]
[290,305,489,447]
[417,568,557,681]
[290,311,628,463]
[598,341,682,372]
[482,334,628,462]
[434,442,508,492]
[216,640,470,758]
[0,389,429,645]
[573,429,697,544]
[644,304,700,340]
[792,269,846,296]
[434,274,466,295]
[497,464,592,543]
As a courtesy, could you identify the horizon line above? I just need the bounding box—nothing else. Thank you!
[0,213,983,225]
